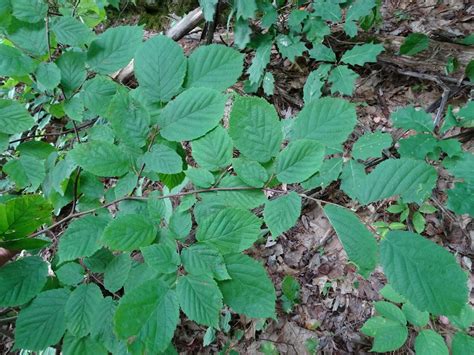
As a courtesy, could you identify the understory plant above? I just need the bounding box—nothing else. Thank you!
[0,0,473,354]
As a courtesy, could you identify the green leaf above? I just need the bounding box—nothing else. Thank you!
[341,43,384,66]
[134,35,186,102]
[0,237,50,250]
[104,253,132,293]
[219,253,276,318]
[7,18,48,57]
[101,214,157,251]
[11,0,47,23]
[446,182,474,216]
[0,99,34,135]
[55,262,85,286]
[4,155,45,190]
[51,16,95,47]
[159,88,226,142]
[340,159,366,201]
[196,207,261,254]
[276,34,307,62]
[448,304,474,330]
[69,141,129,177]
[15,290,69,351]
[181,244,230,281]
[65,283,104,337]
[360,316,408,352]
[114,280,179,353]
[185,168,215,188]
[82,75,117,117]
[247,36,272,84]
[35,62,61,91]
[232,157,268,188]
[142,242,180,274]
[177,274,223,327]
[143,144,183,174]
[282,275,300,303]
[0,194,52,239]
[58,215,109,262]
[264,192,301,238]
[229,96,283,163]
[415,330,448,355]
[199,0,218,21]
[169,210,192,240]
[313,0,342,22]
[328,65,359,96]
[233,18,251,50]
[302,64,331,104]
[56,51,87,96]
[412,211,425,233]
[398,134,439,159]
[380,284,406,303]
[402,302,429,327]
[215,175,266,209]
[87,25,143,74]
[380,231,468,315]
[0,44,35,77]
[452,332,474,355]
[0,256,48,307]
[62,333,107,355]
[400,33,430,56]
[359,158,437,205]
[352,131,392,160]
[391,106,434,132]
[344,0,375,37]
[374,301,406,325]
[292,97,357,146]
[324,204,378,278]
[301,157,343,190]
[192,125,233,171]
[234,0,257,19]
[309,44,336,62]
[444,152,474,184]
[106,90,150,148]
[185,44,244,91]
[276,139,325,183]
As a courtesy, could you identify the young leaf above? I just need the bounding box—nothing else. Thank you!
[412,211,426,233]
[177,274,223,327]
[264,192,301,238]
[104,253,132,293]
[192,126,233,171]
[87,25,143,74]
[341,43,384,66]
[69,141,130,177]
[276,139,325,183]
[185,44,244,91]
[134,35,186,102]
[380,231,468,315]
[402,302,429,327]
[0,99,35,135]
[15,289,71,351]
[276,34,307,62]
[229,96,283,163]
[352,131,392,160]
[65,283,104,337]
[58,216,109,262]
[380,284,406,304]
[159,88,226,142]
[292,97,357,146]
[281,275,300,303]
[143,144,183,174]
[324,204,378,278]
[344,0,376,37]
[374,301,406,325]
[391,106,434,132]
[301,157,343,190]
[181,244,230,281]
[232,157,268,188]
[219,254,276,318]
[196,207,262,254]
[414,330,448,355]
[328,65,359,96]
[0,256,48,307]
[400,33,429,56]
[361,316,408,352]
[114,280,179,353]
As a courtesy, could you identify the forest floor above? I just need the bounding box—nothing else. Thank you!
[131,1,472,353]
